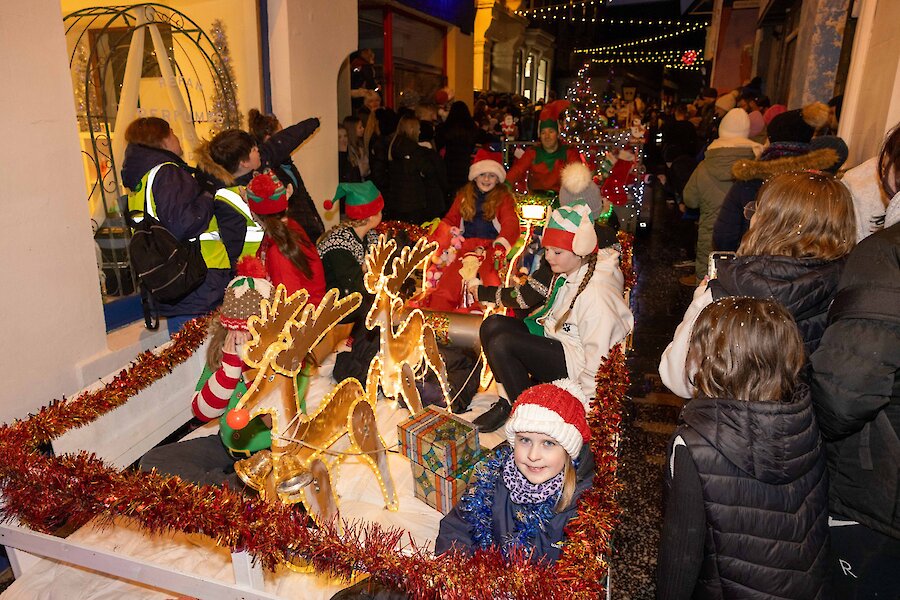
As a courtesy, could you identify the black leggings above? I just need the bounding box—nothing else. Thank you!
[480,314,568,402]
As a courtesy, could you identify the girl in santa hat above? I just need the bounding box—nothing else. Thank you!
[435,378,596,563]
[426,148,520,312]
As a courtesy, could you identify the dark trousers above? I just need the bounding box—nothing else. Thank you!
[480,314,568,403]
[830,518,900,598]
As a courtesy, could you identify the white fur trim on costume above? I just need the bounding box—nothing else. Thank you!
[493,237,511,251]
[469,159,507,183]
[505,404,584,458]
[561,161,592,195]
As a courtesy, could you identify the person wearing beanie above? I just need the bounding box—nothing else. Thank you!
[435,379,597,563]
[474,201,633,432]
[139,256,278,488]
[680,108,763,284]
[505,100,585,193]
[747,109,767,143]
[248,170,326,306]
[426,148,520,312]
[317,181,384,323]
[713,101,836,251]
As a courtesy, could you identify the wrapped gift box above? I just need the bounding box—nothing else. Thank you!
[411,460,476,515]
[398,406,481,478]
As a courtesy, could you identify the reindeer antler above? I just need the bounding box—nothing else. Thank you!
[363,235,398,294]
[273,289,363,376]
[244,285,310,368]
[385,238,439,296]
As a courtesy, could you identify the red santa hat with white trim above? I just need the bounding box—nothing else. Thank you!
[468,148,506,183]
[505,378,591,459]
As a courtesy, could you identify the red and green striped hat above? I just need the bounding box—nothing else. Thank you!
[323,181,384,220]
[539,99,571,132]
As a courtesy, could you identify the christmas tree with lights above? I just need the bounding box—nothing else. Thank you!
[562,62,606,145]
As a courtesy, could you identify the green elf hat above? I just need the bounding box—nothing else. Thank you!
[246,169,287,215]
[539,99,571,132]
[542,200,597,257]
[323,181,384,220]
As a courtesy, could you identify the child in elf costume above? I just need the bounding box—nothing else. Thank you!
[474,201,633,433]
[505,100,584,193]
[435,379,596,563]
[427,149,520,312]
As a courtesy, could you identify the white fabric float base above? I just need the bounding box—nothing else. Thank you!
[1,353,507,600]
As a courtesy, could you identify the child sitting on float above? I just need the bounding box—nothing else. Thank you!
[426,148,520,312]
[139,257,282,486]
[435,378,596,563]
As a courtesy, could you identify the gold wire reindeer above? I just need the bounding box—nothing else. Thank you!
[364,235,452,412]
[229,286,398,525]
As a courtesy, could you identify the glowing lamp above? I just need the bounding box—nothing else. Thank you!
[521,204,547,221]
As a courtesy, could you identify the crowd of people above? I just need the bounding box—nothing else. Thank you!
[120,69,898,598]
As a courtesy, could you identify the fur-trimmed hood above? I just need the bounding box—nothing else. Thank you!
[193,140,236,186]
[731,147,838,182]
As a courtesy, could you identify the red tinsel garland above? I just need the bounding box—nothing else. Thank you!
[376,220,429,242]
[0,306,631,597]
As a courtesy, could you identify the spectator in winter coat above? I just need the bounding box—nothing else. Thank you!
[657,297,830,599]
[810,214,900,598]
[337,125,363,184]
[121,117,239,333]
[841,121,900,241]
[660,171,856,398]
[681,108,762,282]
[435,101,497,198]
[712,102,833,251]
[384,115,447,223]
[246,109,325,241]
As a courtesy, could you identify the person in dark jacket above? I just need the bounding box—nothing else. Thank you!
[810,218,900,598]
[435,379,596,564]
[246,109,325,241]
[712,102,833,251]
[120,117,238,332]
[435,101,497,199]
[657,297,830,599]
[385,115,446,223]
[660,171,857,398]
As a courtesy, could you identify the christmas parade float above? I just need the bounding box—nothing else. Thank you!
[0,220,633,598]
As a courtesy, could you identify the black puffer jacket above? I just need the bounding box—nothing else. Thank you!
[811,222,900,539]
[710,255,846,357]
[677,385,830,599]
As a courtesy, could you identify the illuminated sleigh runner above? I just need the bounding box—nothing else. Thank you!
[227,286,399,524]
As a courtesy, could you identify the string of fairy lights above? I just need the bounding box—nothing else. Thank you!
[517,2,703,28]
[575,21,708,53]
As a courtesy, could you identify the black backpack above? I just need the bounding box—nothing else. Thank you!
[127,211,207,305]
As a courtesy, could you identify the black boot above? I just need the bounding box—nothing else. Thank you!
[473,397,512,433]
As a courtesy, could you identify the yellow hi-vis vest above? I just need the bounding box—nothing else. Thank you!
[213,187,264,260]
[128,162,230,269]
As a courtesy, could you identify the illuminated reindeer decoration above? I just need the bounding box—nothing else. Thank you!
[364,235,451,412]
[229,286,398,524]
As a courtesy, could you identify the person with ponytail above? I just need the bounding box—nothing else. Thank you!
[248,109,325,241]
[474,201,634,433]
[246,170,326,305]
